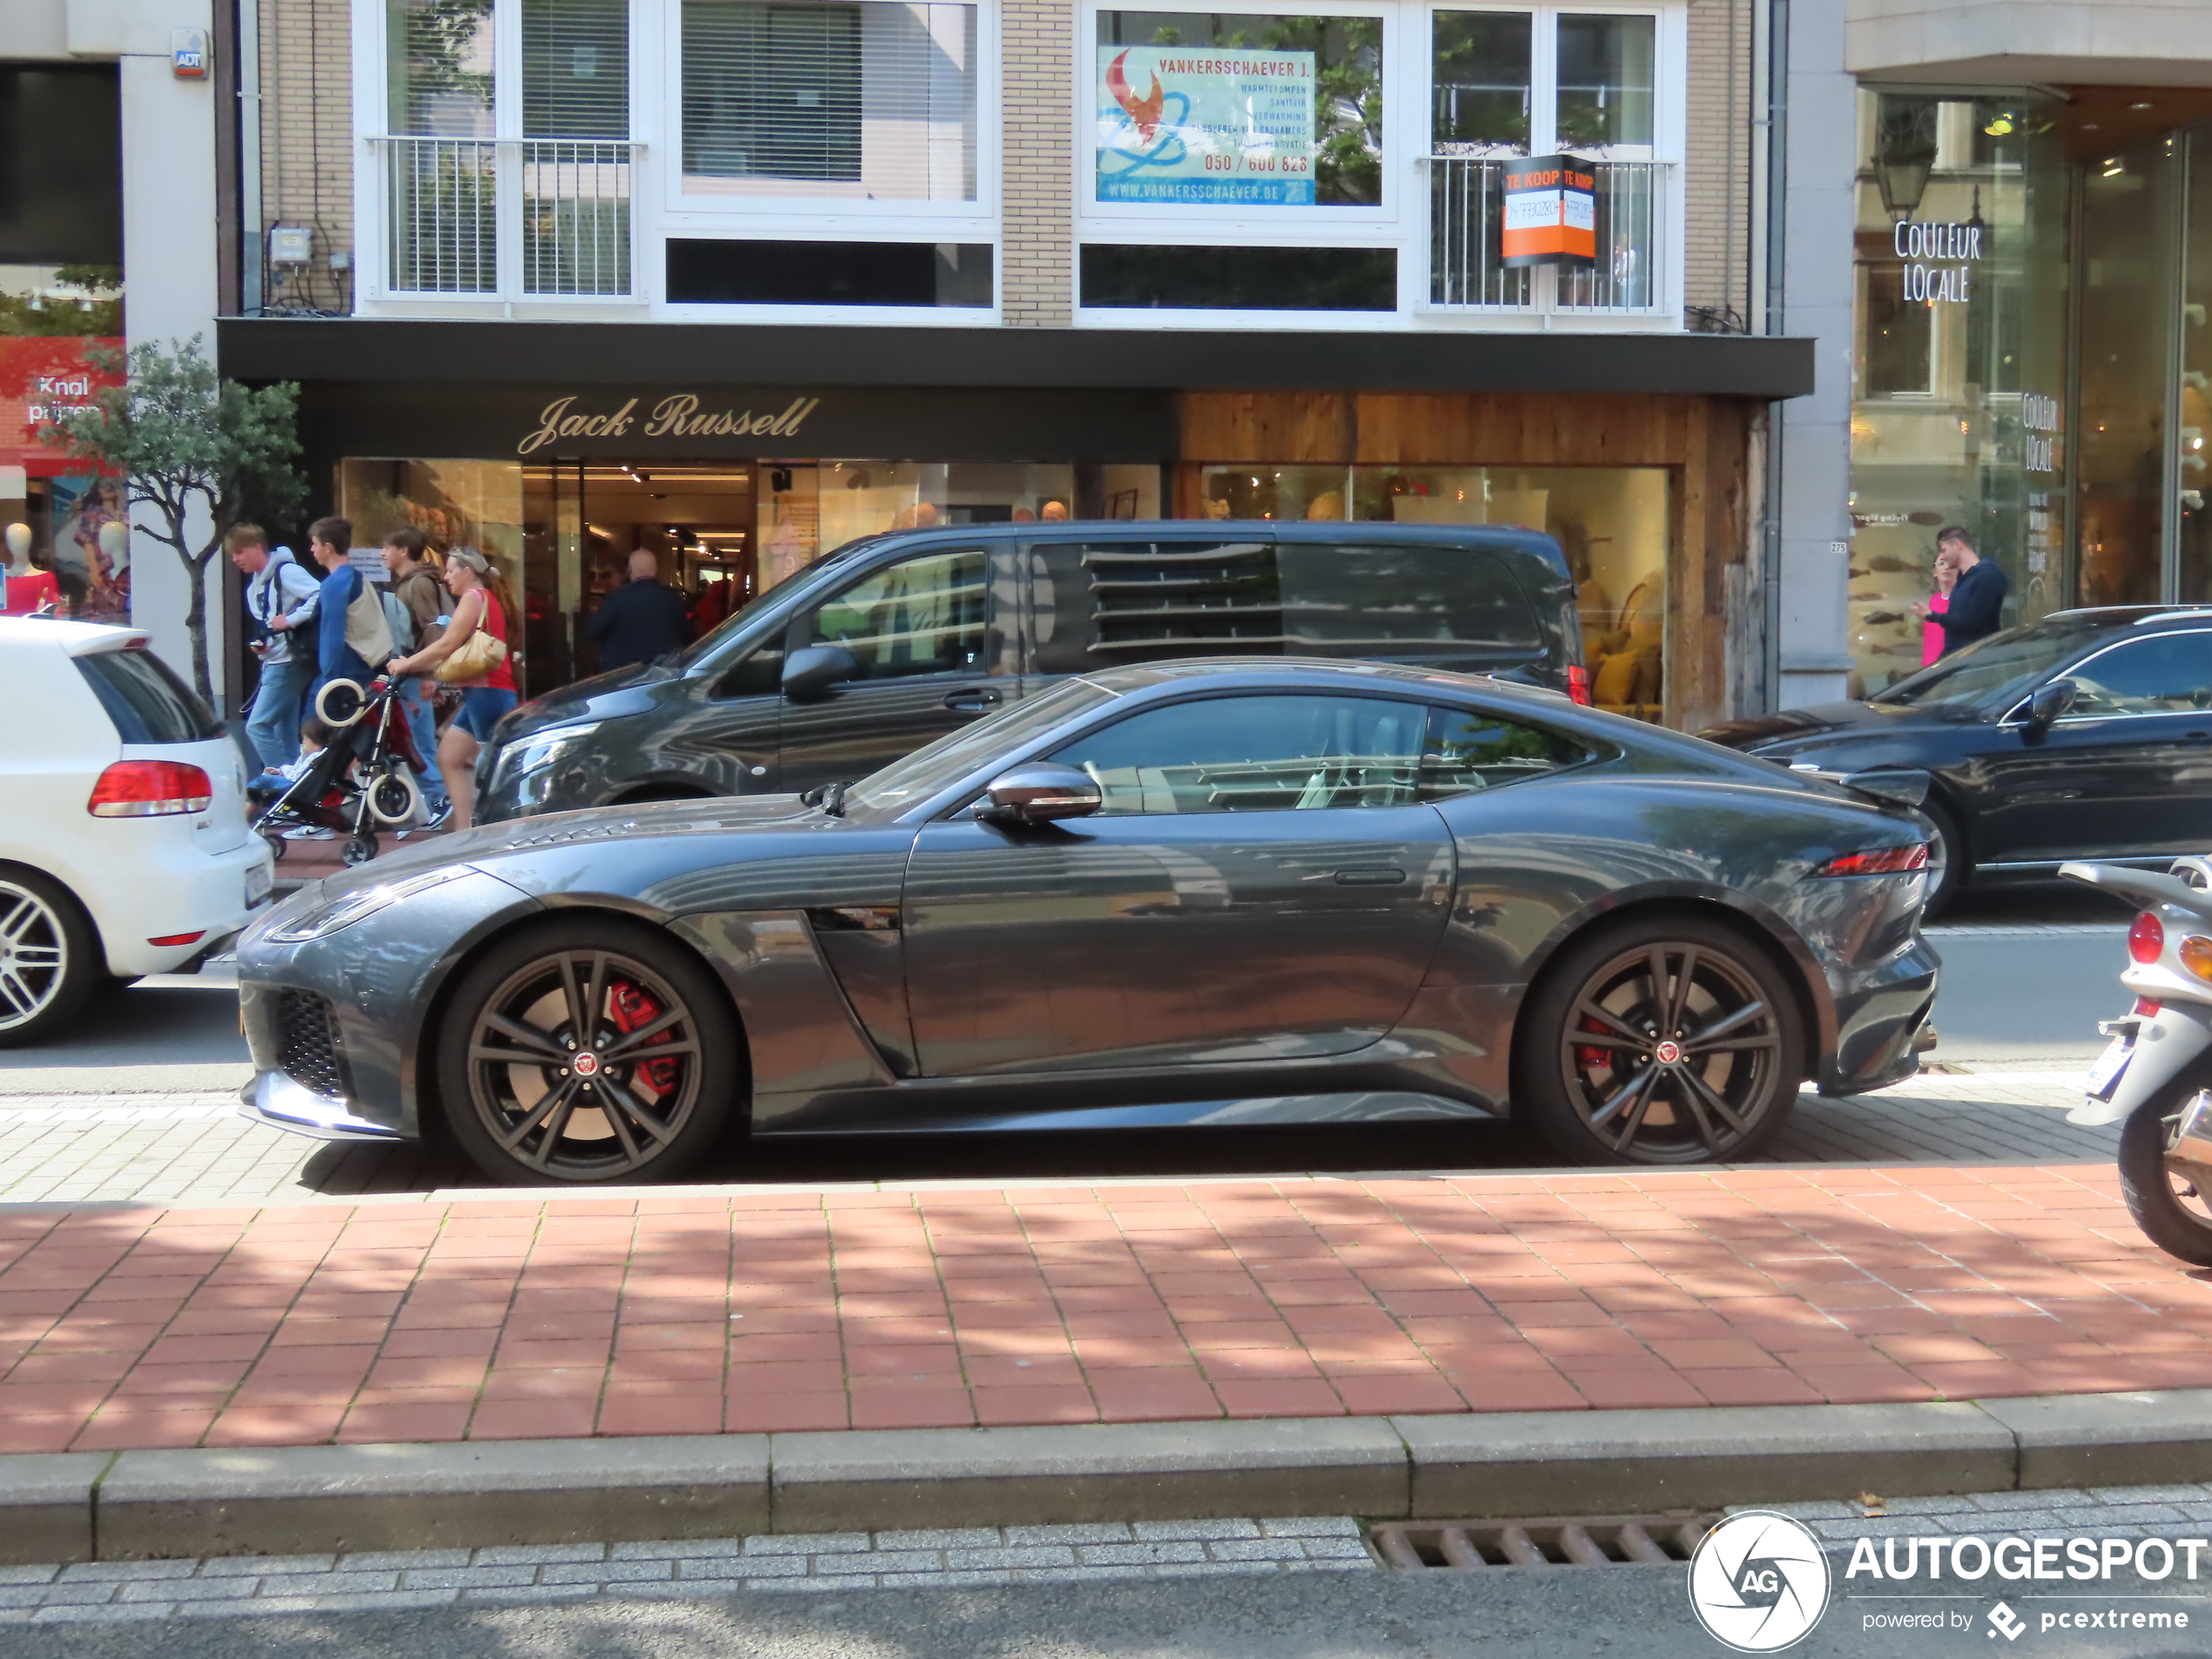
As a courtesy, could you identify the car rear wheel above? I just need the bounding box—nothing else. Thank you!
[0,869,98,1049]
[1516,914,1806,1165]
[438,919,738,1185]
[1919,796,1966,918]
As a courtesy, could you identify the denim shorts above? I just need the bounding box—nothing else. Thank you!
[454,687,518,742]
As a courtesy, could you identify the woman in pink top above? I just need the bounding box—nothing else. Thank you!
[1920,548,1957,667]
[389,544,518,831]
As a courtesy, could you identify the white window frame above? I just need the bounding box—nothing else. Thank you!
[1073,0,1683,331]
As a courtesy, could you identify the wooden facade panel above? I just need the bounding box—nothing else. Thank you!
[1177,393,1356,463]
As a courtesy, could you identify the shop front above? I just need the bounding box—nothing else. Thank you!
[219,318,1809,732]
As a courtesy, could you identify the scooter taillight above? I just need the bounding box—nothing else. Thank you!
[2130,912,2166,965]
[2137,996,2163,1018]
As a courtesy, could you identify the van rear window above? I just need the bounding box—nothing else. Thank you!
[76,647,223,745]
[1028,540,1542,675]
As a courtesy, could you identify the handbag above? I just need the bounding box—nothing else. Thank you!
[435,597,509,685]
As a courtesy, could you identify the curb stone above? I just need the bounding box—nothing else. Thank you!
[1,1390,2209,1565]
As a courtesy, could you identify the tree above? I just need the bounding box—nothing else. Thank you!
[41,337,303,705]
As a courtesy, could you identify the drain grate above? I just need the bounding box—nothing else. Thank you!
[1370,1514,1715,1569]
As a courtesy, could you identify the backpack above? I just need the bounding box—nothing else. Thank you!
[380,584,416,654]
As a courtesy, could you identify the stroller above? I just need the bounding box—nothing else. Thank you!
[251,674,433,868]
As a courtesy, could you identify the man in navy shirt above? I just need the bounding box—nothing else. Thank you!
[307,516,384,691]
[587,549,691,672]
[1912,527,2008,656]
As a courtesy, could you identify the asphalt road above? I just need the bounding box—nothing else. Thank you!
[10,1566,2205,1659]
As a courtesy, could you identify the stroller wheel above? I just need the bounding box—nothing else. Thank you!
[367,770,423,828]
[315,678,369,728]
[342,833,379,867]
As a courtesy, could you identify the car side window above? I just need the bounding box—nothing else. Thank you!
[1419,705,1592,799]
[1047,694,1428,814]
[804,548,995,681]
[2062,632,2212,718]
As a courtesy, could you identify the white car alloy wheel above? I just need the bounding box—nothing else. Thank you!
[0,877,74,1034]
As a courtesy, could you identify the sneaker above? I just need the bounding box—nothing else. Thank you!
[281,826,337,841]
[422,805,454,832]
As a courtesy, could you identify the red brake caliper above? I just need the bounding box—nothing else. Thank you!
[1575,1015,1609,1074]
[605,980,679,1096]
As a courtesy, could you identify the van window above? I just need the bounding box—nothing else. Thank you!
[76,647,223,745]
[1028,540,1541,676]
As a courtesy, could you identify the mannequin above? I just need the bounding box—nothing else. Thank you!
[3,524,58,618]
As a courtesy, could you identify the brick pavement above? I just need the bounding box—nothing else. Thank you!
[1,1096,2206,1454]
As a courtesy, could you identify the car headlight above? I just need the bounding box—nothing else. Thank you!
[264,865,482,944]
[493,721,604,790]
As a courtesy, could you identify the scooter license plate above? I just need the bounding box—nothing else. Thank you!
[2087,1035,2134,1100]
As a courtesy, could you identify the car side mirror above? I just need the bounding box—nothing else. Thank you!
[781,644,859,702]
[2025,678,2077,731]
[974,763,1103,826]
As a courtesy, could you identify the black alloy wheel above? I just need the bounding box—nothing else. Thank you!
[1919,796,1966,918]
[0,869,97,1048]
[2118,1082,2212,1268]
[439,919,737,1185]
[1518,915,1805,1165]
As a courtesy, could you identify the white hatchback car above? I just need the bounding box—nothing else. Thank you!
[0,617,273,1044]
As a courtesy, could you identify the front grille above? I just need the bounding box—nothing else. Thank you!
[276,989,348,1099]
[1370,1514,1712,1569]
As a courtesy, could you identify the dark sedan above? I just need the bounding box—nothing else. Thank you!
[238,660,1939,1182]
[1701,607,2212,912]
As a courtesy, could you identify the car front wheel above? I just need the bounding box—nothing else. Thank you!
[438,919,738,1185]
[1516,914,1806,1165]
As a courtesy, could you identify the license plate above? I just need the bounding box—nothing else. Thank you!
[246,860,273,907]
[2087,1035,2134,1099]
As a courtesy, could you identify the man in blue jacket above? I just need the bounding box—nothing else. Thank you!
[229,525,320,770]
[307,516,383,691]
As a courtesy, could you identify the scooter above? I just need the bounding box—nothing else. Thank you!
[2058,855,2212,1265]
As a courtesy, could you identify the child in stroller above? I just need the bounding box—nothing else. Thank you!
[249,674,434,867]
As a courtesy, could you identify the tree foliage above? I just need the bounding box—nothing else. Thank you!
[0,266,125,339]
[40,337,304,705]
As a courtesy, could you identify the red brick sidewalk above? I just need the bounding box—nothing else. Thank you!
[3,1162,2209,1455]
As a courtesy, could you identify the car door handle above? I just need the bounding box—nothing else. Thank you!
[1333,867,1407,887]
[943,689,1002,711]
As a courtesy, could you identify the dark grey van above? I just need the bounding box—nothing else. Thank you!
[473,521,1585,824]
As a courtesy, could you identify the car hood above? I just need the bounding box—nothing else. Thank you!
[498,661,684,738]
[1699,699,1964,753]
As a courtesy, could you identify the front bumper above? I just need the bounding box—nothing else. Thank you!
[239,1069,404,1142]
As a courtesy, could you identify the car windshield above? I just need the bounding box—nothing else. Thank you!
[674,536,887,668]
[1871,619,2109,712]
[840,678,1121,822]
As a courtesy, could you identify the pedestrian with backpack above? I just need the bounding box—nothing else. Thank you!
[228,525,320,771]
[379,527,454,826]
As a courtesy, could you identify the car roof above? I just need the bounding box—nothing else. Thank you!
[0,617,148,657]
[1066,655,1577,711]
[827,518,1570,571]
[2044,605,2212,631]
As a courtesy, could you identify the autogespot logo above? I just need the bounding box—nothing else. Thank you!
[1688,1511,1833,1652]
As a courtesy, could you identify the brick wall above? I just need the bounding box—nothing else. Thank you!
[999,0,1073,326]
[259,0,355,314]
[1683,0,1752,329]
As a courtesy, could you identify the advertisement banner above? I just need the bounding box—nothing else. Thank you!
[1501,156,1597,267]
[0,337,123,477]
[1096,46,1316,206]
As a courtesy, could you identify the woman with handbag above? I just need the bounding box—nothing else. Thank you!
[388,545,517,831]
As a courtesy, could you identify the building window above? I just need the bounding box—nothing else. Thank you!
[1081,244,1395,309]
[1091,10,1383,208]
[679,0,979,201]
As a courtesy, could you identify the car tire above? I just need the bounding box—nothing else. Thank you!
[2117,1079,2212,1268]
[437,917,739,1186]
[1919,795,1966,918]
[0,867,101,1049]
[1514,913,1807,1166]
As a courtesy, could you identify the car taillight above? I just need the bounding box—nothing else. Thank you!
[2129,912,2166,965]
[87,760,212,818]
[1567,664,1592,706]
[1811,844,1931,876]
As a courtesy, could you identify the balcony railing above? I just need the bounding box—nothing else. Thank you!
[375,137,640,301]
[1426,156,1669,314]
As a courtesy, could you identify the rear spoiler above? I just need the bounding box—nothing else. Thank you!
[1785,762,1930,810]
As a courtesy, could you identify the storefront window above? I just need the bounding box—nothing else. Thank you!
[680,0,979,201]
[1093,10,1383,206]
[1847,91,2071,698]
[1196,462,1669,717]
[337,457,527,675]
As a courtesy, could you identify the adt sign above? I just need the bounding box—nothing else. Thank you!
[171,29,210,78]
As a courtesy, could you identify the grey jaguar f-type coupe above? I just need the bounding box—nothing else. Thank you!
[238,660,1940,1183]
